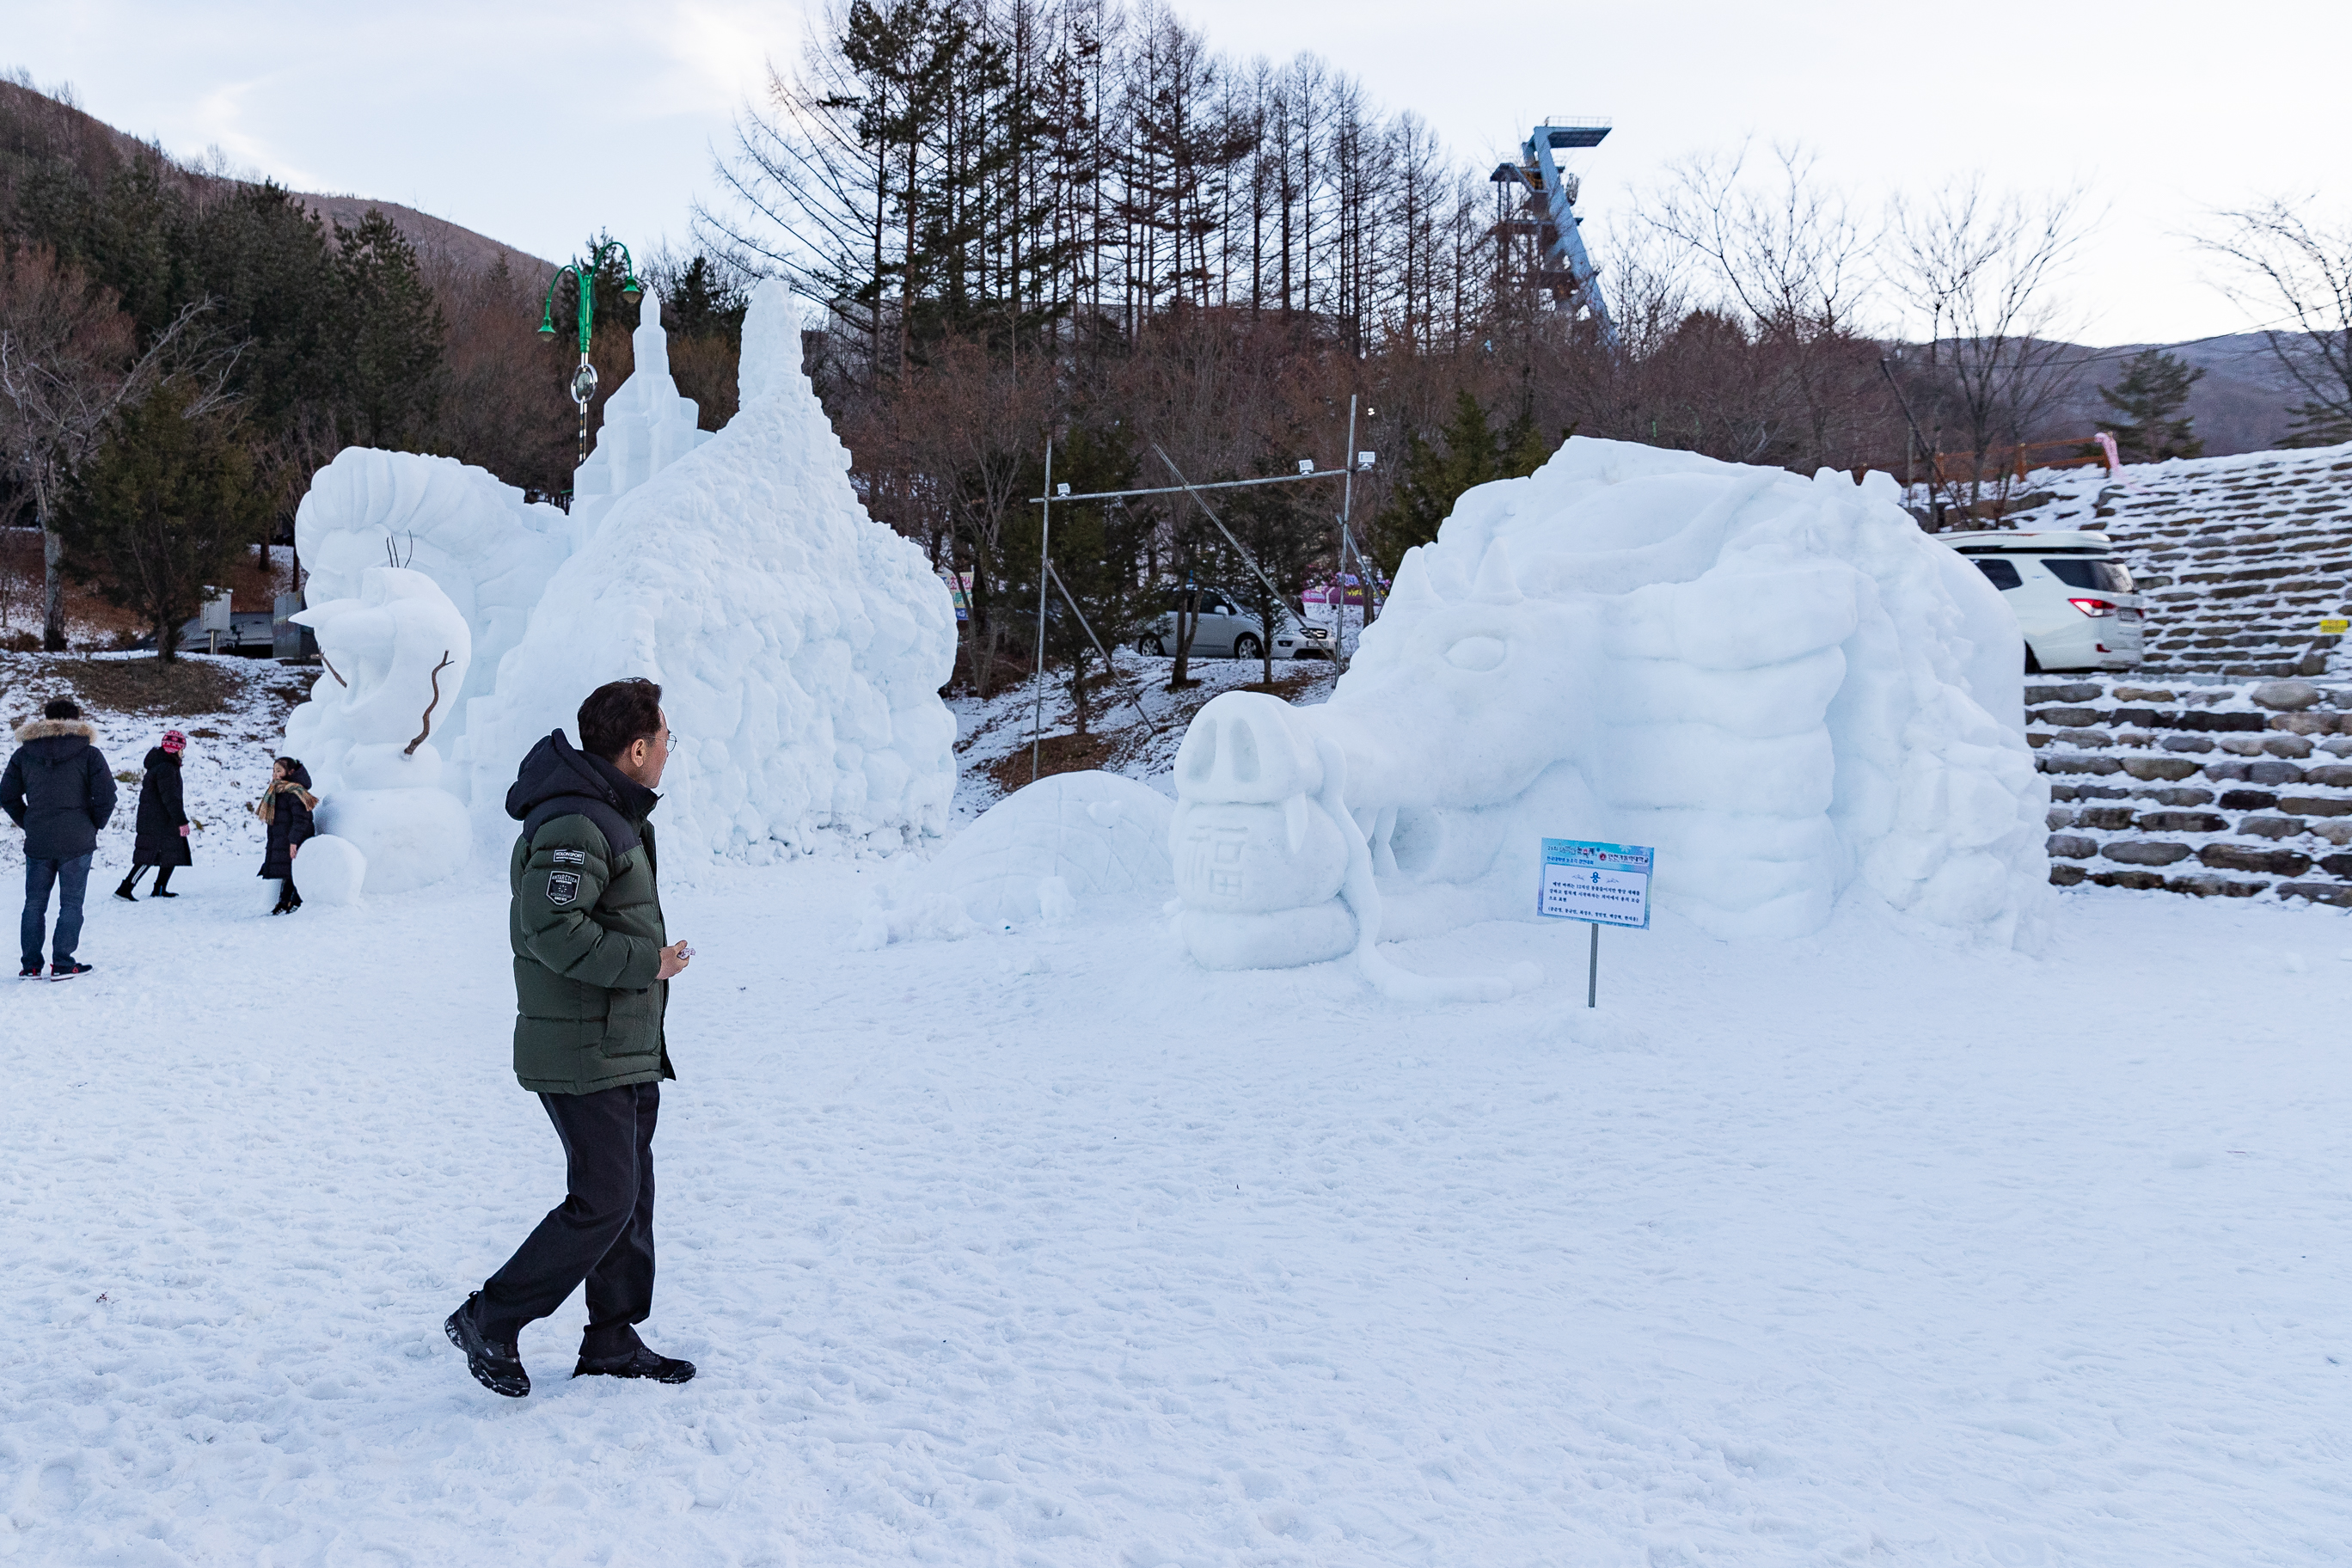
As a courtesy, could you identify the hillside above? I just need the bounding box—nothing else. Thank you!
[0,77,553,280]
[2043,333,2317,457]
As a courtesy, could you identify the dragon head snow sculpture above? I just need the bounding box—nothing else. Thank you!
[1172,438,2045,994]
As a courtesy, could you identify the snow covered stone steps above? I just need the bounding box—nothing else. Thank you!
[2032,676,2352,903]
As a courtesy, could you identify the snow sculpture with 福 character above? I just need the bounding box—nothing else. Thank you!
[1171,438,2047,990]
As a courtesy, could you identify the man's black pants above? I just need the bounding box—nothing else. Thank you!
[477,1081,658,1358]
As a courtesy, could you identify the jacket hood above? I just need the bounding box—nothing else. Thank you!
[506,729,659,829]
[274,760,312,789]
[14,718,95,746]
[144,745,182,770]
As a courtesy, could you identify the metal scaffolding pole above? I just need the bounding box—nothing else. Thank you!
[1031,439,1052,785]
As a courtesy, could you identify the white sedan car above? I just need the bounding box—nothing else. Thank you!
[1137,590,1334,660]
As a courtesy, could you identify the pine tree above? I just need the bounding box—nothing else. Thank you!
[59,384,271,662]
[1000,423,1143,733]
[1219,476,1316,687]
[662,254,748,340]
[334,210,448,450]
[1375,391,1554,565]
[2094,348,2204,462]
[2282,399,2352,450]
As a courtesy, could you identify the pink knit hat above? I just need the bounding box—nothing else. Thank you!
[160,730,187,753]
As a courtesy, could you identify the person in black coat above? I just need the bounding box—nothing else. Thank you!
[115,728,193,902]
[254,756,315,915]
[3,695,118,979]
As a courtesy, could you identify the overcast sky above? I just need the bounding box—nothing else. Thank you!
[9,0,2343,346]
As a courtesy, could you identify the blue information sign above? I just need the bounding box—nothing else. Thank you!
[1538,838,1655,930]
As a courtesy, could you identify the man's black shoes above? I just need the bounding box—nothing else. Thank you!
[574,1344,697,1383]
[49,963,92,980]
[444,1292,530,1398]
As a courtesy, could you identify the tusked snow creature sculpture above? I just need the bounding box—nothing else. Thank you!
[1172,438,2046,998]
[284,566,474,893]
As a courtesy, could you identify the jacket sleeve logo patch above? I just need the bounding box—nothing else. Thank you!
[551,848,586,866]
[546,871,582,906]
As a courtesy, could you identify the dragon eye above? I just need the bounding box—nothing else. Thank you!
[1444,635,1506,671]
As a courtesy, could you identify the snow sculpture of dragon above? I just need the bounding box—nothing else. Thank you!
[1171,438,2047,997]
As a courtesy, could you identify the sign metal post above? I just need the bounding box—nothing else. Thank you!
[1537,838,1654,1008]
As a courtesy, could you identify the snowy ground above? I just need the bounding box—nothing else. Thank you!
[8,846,2352,1564]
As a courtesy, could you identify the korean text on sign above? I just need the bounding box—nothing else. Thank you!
[1538,838,1655,929]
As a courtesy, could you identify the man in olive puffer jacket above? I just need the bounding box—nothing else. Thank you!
[444,677,697,1398]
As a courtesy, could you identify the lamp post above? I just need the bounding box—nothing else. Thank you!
[538,239,646,486]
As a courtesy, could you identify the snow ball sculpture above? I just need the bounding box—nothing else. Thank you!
[295,447,572,771]
[1172,438,2045,992]
[285,566,474,893]
[291,834,368,906]
[463,278,959,859]
[929,771,1174,925]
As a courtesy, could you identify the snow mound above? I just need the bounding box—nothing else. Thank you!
[462,279,959,860]
[1173,438,2046,972]
[929,770,1174,926]
[291,834,367,905]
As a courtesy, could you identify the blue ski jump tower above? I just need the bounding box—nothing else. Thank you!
[1491,122,1618,352]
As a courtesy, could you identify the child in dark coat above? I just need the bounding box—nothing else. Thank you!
[255,756,316,915]
[116,729,192,901]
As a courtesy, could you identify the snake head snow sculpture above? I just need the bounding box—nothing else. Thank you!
[287,567,473,794]
[1171,438,2045,989]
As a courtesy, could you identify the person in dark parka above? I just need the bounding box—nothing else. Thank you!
[254,756,315,915]
[116,729,193,901]
[444,677,697,1400]
[3,695,117,979]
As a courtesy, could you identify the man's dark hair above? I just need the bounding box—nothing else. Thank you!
[43,696,80,720]
[578,678,664,762]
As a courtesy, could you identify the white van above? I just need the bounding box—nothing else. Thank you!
[1943,530,2145,673]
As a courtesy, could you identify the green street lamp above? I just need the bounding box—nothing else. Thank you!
[538,238,646,481]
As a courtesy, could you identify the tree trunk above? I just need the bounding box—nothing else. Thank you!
[41,524,64,652]
[1170,588,1197,687]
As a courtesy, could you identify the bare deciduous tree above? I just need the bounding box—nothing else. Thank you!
[1888,177,2093,520]
[0,244,224,649]
[2200,197,2352,447]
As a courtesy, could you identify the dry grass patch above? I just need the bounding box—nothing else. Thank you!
[981,730,1120,795]
[1,654,246,722]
